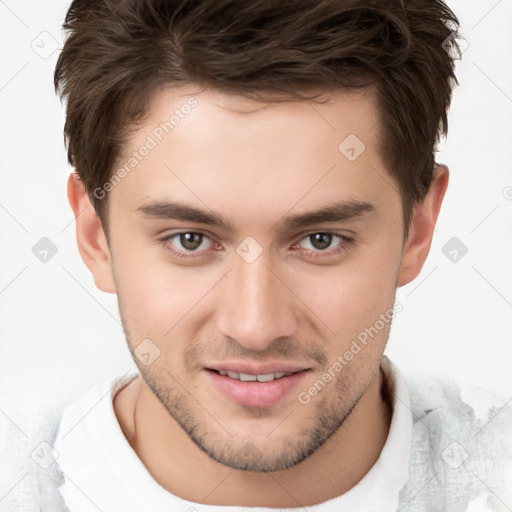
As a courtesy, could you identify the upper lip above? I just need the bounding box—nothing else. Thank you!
[205,362,310,375]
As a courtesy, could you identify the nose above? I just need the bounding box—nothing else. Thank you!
[215,250,298,352]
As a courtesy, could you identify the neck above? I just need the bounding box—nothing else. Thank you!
[114,366,392,507]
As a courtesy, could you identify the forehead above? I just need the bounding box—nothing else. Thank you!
[110,84,397,226]
[122,84,380,162]
[144,85,380,142]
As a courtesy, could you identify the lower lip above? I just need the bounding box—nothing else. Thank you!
[204,369,309,408]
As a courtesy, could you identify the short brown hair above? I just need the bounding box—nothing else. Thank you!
[54,0,463,238]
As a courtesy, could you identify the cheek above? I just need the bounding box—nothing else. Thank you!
[296,272,393,336]
[288,241,401,340]
[113,243,219,338]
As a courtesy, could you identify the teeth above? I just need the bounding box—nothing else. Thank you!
[240,373,257,382]
[217,370,292,382]
[256,373,275,382]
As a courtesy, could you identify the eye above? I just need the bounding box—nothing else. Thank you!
[161,230,353,262]
[164,231,215,257]
[300,233,334,251]
[293,232,353,260]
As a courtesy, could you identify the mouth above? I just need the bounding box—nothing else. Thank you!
[208,369,296,382]
[203,364,311,408]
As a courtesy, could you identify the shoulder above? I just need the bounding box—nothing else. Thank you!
[32,372,138,511]
[398,373,512,511]
[28,405,70,512]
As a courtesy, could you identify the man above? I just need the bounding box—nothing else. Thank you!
[34,0,511,510]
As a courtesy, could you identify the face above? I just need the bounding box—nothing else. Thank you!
[103,86,406,472]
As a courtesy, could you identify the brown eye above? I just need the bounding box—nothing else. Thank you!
[308,233,333,250]
[179,232,204,251]
[294,232,353,260]
[164,231,214,256]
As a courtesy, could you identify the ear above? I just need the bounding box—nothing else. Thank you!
[398,164,449,287]
[67,173,116,293]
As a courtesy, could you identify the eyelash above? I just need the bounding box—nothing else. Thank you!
[160,230,354,261]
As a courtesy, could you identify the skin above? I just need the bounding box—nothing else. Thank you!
[68,85,448,507]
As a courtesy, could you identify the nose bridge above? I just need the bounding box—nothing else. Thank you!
[216,251,297,351]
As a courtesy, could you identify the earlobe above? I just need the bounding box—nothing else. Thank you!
[67,173,116,294]
[397,165,449,287]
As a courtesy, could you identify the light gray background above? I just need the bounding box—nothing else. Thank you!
[0,0,511,436]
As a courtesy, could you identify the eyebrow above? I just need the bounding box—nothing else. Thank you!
[136,199,375,231]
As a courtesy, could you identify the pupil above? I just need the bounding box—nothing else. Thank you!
[181,232,202,250]
[311,233,332,250]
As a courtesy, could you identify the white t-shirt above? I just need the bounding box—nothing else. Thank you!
[52,356,413,511]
